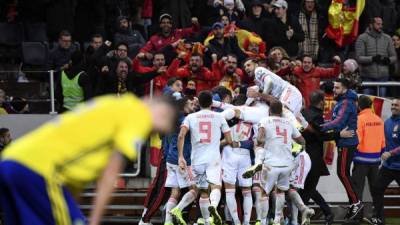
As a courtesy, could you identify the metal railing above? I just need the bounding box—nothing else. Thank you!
[361,81,400,97]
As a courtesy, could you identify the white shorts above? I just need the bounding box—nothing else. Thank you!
[165,163,191,188]
[190,160,222,189]
[261,166,293,193]
[252,171,262,185]
[290,152,312,189]
[280,86,303,116]
[222,147,252,187]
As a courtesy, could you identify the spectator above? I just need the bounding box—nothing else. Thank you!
[355,17,397,97]
[205,22,246,65]
[84,34,111,91]
[133,52,178,95]
[101,42,132,75]
[268,46,289,64]
[300,90,353,225]
[97,59,163,96]
[242,35,267,60]
[0,89,8,115]
[213,0,245,23]
[216,54,245,91]
[369,97,400,225]
[139,14,200,61]
[339,59,362,92]
[321,78,363,222]
[352,95,385,220]
[164,77,184,100]
[292,55,341,107]
[56,51,92,112]
[297,0,327,59]
[173,53,221,93]
[114,16,146,57]
[264,0,305,57]
[390,34,400,96]
[237,0,270,39]
[183,79,197,97]
[0,128,11,152]
[48,30,78,71]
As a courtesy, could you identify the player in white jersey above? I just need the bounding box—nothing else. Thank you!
[219,95,254,225]
[287,151,313,225]
[170,91,232,225]
[213,98,272,225]
[254,100,313,225]
[243,59,309,131]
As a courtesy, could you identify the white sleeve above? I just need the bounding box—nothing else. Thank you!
[182,116,190,129]
[291,122,302,139]
[262,75,273,95]
[212,100,235,110]
[221,108,236,120]
[220,115,231,133]
[258,118,268,129]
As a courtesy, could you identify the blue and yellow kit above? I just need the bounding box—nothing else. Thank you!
[0,94,152,225]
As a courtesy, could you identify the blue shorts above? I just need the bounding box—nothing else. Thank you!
[0,160,86,225]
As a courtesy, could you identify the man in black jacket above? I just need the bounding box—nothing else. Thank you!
[300,90,354,225]
[264,0,305,57]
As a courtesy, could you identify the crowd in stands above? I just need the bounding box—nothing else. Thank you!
[1,0,400,114]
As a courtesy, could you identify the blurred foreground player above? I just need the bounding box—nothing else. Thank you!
[0,94,176,225]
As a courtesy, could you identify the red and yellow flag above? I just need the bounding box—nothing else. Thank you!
[326,0,365,47]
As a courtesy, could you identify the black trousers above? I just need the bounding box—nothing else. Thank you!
[352,163,379,203]
[371,167,400,219]
[299,174,332,216]
[337,146,360,204]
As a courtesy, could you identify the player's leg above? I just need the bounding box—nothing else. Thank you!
[260,166,279,225]
[238,154,253,225]
[243,147,265,179]
[207,160,223,225]
[223,150,241,225]
[165,163,186,225]
[171,165,203,225]
[252,183,263,225]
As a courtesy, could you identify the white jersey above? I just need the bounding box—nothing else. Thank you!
[182,109,230,165]
[254,67,289,97]
[259,116,301,167]
[290,151,312,189]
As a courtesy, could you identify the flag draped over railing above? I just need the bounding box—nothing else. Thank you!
[326,0,365,47]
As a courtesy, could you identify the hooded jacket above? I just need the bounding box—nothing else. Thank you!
[383,115,400,171]
[114,16,145,53]
[322,90,359,147]
[355,27,397,79]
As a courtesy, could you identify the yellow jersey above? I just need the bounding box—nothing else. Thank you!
[2,94,152,191]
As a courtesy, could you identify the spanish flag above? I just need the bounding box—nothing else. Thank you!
[326,0,365,47]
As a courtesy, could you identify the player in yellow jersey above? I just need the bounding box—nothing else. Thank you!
[0,94,177,225]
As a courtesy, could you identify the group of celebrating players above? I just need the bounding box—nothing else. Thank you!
[162,59,318,225]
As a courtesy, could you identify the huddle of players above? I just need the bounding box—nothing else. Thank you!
[164,59,315,225]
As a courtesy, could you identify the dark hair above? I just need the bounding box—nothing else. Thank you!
[153,51,165,57]
[71,50,83,65]
[370,17,382,24]
[310,90,325,107]
[226,54,238,60]
[335,78,351,89]
[190,53,203,59]
[59,30,71,38]
[233,94,247,106]
[11,97,28,112]
[91,33,103,41]
[0,128,9,137]
[301,54,315,64]
[212,86,232,102]
[116,42,129,50]
[117,58,130,67]
[243,57,258,65]
[270,100,283,115]
[234,84,248,95]
[358,95,372,110]
[198,91,213,108]
[167,77,182,86]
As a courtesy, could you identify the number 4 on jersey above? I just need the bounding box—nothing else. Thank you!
[276,126,288,144]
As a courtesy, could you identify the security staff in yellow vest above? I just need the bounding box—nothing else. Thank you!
[57,51,93,112]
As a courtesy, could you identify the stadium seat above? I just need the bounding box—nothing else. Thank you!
[0,23,24,61]
[24,22,48,42]
[22,42,49,66]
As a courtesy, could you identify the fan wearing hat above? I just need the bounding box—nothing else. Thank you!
[264,0,305,57]
[236,0,272,40]
[205,22,246,67]
[138,13,200,61]
[339,59,362,91]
